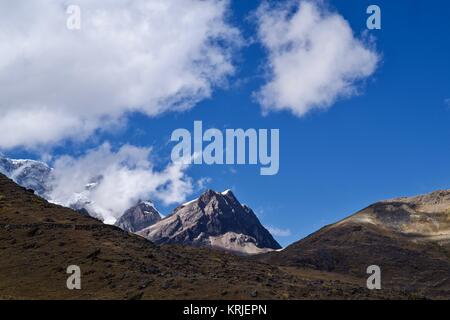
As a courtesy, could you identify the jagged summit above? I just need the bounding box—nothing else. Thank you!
[115,200,163,233]
[138,189,281,254]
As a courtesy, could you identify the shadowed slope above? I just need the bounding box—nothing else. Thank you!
[0,173,414,299]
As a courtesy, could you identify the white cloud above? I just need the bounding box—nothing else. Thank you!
[445,98,450,108]
[0,0,239,149]
[255,0,379,117]
[266,226,291,237]
[196,177,212,190]
[48,143,193,224]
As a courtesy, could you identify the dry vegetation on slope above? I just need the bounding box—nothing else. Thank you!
[260,197,450,299]
[0,173,435,299]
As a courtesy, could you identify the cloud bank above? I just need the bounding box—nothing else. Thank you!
[48,143,193,224]
[255,0,379,117]
[0,0,239,149]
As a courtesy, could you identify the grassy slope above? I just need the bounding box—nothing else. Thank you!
[0,174,414,299]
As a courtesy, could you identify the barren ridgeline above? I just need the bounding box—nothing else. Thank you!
[1,171,450,299]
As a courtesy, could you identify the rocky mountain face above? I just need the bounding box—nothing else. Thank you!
[0,156,281,255]
[1,172,407,299]
[2,154,449,298]
[260,190,450,298]
[138,189,281,254]
[0,156,51,197]
[115,200,163,232]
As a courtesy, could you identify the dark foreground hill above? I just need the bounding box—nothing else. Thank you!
[259,192,450,299]
[0,173,413,299]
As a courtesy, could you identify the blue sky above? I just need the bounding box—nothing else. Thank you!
[3,0,450,246]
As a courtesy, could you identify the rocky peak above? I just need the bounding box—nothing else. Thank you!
[138,189,281,254]
[115,200,162,233]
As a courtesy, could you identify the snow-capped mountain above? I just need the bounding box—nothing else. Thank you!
[52,176,103,218]
[0,156,163,226]
[138,189,281,254]
[115,200,163,232]
[0,156,51,197]
[0,156,281,255]
[0,155,102,219]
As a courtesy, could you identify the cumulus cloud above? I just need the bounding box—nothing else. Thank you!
[266,226,291,237]
[196,177,212,190]
[0,0,239,149]
[255,0,379,116]
[48,143,193,224]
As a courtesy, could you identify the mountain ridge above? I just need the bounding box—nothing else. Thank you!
[0,156,51,197]
[138,189,281,254]
[1,172,407,299]
[258,190,450,298]
[115,200,163,232]
[1,155,283,254]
